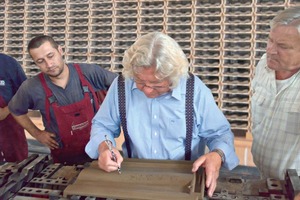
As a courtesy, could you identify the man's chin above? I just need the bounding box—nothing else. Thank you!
[267,59,278,70]
[48,69,63,78]
[145,95,157,98]
[48,72,59,78]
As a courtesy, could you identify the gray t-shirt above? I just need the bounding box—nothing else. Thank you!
[8,63,117,137]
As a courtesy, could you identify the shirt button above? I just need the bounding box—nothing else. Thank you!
[154,150,157,154]
[154,115,157,119]
[154,132,157,136]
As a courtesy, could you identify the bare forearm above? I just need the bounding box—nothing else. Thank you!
[98,141,109,155]
[0,106,10,120]
[11,113,42,139]
[11,113,59,149]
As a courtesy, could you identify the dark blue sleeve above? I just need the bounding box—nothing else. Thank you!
[10,57,27,94]
[0,54,27,103]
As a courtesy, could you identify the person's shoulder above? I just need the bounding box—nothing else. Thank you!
[70,63,117,82]
[191,74,206,87]
[71,62,105,72]
[21,75,42,87]
[189,73,212,94]
[0,53,21,67]
[0,53,18,62]
[9,75,42,98]
[0,53,13,60]
[66,63,91,75]
[73,62,99,68]
[255,53,267,71]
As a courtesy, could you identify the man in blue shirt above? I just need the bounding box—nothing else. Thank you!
[85,32,239,197]
[0,53,27,162]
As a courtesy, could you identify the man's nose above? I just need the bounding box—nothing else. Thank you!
[142,85,155,93]
[267,42,277,54]
[44,59,52,68]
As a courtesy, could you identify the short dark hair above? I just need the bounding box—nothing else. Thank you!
[27,35,59,53]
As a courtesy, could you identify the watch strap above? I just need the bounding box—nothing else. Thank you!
[212,149,225,163]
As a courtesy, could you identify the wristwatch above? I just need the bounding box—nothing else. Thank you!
[212,149,225,163]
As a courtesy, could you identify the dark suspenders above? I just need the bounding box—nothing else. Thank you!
[117,75,132,158]
[185,73,194,160]
[118,73,195,160]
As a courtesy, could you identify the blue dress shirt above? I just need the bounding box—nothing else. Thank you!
[85,75,239,170]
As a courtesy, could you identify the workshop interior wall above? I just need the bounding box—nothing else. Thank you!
[0,0,298,138]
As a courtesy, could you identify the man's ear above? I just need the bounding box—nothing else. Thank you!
[58,45,64,55]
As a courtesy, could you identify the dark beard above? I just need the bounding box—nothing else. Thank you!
[48,65,64,78]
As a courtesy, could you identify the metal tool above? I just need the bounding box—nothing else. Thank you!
[105,135,121,174]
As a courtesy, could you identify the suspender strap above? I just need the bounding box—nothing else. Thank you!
[118,74,195,160]
[117,75,132,158]
[73,64,99,111]
[185,73,194,160]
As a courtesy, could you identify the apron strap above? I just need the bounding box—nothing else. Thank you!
[38,73,54,127]
[73,64,99,111]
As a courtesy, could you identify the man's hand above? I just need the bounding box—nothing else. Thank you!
[35,130,59,149]
[10,112,59,149]
[97,141,123,172]
[191,151,222,197]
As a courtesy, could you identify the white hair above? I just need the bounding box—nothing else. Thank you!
[122,32,189,88]
[270,6,300,33]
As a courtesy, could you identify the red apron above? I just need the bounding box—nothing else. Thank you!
[39,64,99,165]
[0,96,28,162]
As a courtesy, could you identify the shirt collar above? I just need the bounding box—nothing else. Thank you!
[170,79,183,100]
